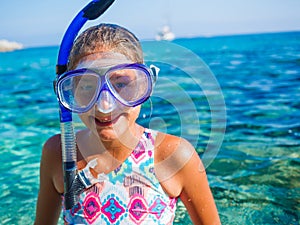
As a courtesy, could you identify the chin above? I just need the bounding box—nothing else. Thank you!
[96,116,129,141]
[97,128,118,142]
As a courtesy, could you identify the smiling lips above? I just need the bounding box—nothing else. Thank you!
[94,114,121,127]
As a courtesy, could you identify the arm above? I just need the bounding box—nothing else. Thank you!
[178,143,221,225]
[34,135,63,225]
[155,134,221,224]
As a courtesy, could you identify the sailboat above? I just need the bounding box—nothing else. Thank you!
[155,25,175,41]
[155,0,175,41]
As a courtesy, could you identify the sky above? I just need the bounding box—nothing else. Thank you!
[0,0,300,47]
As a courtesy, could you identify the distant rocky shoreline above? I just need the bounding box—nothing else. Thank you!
[0,39,23,52]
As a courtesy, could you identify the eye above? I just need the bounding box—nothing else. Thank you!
[80,84,95,91]
[115,81,128,89]
[110,75,132,90]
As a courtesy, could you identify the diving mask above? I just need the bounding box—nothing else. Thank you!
[55,63,159,113]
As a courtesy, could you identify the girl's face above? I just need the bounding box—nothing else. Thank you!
[79,102,141,143]
[75,53,142,142]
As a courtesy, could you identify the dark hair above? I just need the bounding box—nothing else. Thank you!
[68,23,143,69]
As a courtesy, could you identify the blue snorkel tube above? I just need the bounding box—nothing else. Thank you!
[56,0,115,210]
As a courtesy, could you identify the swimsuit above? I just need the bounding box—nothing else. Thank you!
[63,128,177,224]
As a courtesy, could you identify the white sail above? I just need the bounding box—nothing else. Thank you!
[155,25,175,41]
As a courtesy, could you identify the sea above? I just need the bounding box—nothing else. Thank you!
[0,31,299,225]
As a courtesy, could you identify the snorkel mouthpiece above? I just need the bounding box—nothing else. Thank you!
[97,90,117,113]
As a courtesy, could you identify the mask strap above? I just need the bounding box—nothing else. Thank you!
[150,64,160,84]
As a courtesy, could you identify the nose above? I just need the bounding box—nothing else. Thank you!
[96,89,117,113]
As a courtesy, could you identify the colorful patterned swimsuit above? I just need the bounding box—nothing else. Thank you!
[63,129,177,224]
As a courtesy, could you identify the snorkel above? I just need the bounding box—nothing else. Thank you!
[55,0,115,210]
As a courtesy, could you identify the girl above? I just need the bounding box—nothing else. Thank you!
[34,23,221,225]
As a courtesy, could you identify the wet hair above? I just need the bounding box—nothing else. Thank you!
[68,23,143,70]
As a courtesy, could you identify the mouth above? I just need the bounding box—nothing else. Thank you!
[94,114,122,127]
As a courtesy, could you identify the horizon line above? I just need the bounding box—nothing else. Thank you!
[6,29,300,50]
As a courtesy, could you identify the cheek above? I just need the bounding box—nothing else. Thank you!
[114,106,140,133]
[128,106,141,122]
[116,106,140,126]
[79,113,92,127]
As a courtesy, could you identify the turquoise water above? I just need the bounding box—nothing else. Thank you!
[0,31,299,224]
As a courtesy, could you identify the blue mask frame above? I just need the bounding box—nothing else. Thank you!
[56,63,156,113]
[56,0,115,210]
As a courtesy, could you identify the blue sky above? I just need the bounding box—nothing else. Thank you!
[1,0,300,47]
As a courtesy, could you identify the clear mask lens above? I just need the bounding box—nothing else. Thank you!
[58,72,100,112]
[106,68,149,104]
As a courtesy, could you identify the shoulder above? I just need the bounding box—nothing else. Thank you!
[43,133,61,150]
[153,131,201,194]
[154,131,196,165]
[42,134,62,162]
[40,134,63,193]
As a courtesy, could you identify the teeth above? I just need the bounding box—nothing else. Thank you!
[98,118,111,122]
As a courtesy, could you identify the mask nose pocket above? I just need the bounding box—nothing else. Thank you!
[96,89,117,113]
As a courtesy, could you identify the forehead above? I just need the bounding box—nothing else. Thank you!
[76,52,133,69]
